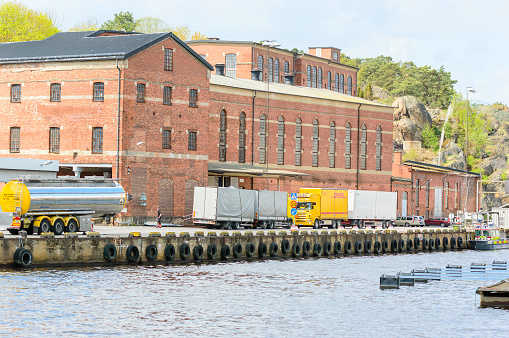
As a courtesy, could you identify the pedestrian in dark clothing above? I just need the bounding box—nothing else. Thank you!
[156,208,162,228]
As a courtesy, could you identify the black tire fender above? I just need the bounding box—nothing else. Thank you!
[407,239,413,250]
[374,241,381,254]
[345,241,352,253]
[193,245,204,260]
[313,243,322,256]
[281,239,290,254]
[14,248,32,267]
[291,243,300,257]
[382,241,388,252]
[457,237,463,248]
[391,239,398,252]
[269,243,278,257]
[435,238,441,249]
[422,238,429,249]
[103,243,117,262]
[233,243,242,258]
[145,244,158,261]
[258,242,267,258]
[450,237,457,248]
[302,241,311,256]
[165,244,176,261]
[398,239,405,252]
[364,240,371,253]
[220,245,230,259]
[333,241,341,254]
[207,244,218,259]
[180,243,191,260]
[126,245,140,263]
[323,241,332,255]
[354,241,362,253]
[443,237,449,249]
[429,239,435,250]
[246,243,255,258]
[414,237,420,249]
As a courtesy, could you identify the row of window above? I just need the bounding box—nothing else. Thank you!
[10,82,105,103]
[8,127,198,153]
[9,81,199,108]
[306,66,354,95]
[217,110,383,170]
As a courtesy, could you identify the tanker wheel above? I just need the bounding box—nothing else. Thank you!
[39,219,51,234]
[53,219,64,235]
[313,219,320,229]
[66,219,78,233]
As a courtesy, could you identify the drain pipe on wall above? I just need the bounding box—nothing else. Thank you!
[116,59,121,179]
[251,90,257,190]
[356,103,362,189]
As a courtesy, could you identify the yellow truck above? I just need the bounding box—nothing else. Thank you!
[292,188,396,229]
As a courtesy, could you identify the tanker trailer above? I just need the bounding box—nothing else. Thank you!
[0,177,126,235]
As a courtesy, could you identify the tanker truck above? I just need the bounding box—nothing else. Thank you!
[0,177,126,235]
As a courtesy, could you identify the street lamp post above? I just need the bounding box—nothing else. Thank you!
[464,86,476,215]
[261,40,280,190]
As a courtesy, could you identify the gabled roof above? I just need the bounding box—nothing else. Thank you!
[0,30,214,70]
[403,160,481,177]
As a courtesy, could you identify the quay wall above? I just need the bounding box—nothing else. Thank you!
[0,229,481,268]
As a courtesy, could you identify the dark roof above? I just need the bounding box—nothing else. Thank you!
[0,30,214,70]
[404,160,481,177]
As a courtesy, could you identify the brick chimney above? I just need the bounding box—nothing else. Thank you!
[394,151,403,164]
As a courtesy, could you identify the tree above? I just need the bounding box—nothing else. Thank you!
[190,30,207,40]
[421,123,439,150]
[100,11,136,32]
[364,82,373,100]
[135,16,170,33]
[0,1,59,42]
[68,17,99,32]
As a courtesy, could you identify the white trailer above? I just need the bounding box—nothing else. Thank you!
[256,190,292,229]
[192,186,257,229]
[347,190,397,229]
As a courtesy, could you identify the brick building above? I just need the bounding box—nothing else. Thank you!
[0,31,393,224]
[392,152,481,218]
[188,40,358,95]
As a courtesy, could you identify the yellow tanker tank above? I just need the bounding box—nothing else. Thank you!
[0,180,31,215]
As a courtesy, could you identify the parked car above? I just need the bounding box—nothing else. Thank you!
[424,217,451,227]
[394,216,425,227]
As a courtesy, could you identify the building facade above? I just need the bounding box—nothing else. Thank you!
[0,31,392,224]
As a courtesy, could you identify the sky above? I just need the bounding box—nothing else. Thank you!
[17,0,509,105]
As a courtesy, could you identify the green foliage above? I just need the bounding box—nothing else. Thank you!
[364,82,373,100]
[100,11,136,32]
[502,172,508,181]
[403,149,419,161]
[348,54,456,109]
[0,1,59,42]
[68,17,99,32]
[290,48,304,53]
[421,123,439,150]
[357,87,364,98]
[135,17,171,33]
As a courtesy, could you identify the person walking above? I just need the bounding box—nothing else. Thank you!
[156,208,162,228]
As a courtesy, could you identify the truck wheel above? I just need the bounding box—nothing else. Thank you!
[39,219,51,234]
[358,220,364,229]
[269,221,275,229]
[404,222,410,227]
[260,221,267,229]
[66,219,78,233]
[313,219,320,229]
[53,220,64,235]
[232,222,239,230]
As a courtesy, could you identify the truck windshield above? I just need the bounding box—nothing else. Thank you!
[297,202,313,210]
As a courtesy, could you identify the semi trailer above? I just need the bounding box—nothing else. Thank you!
[192,187,292,229]
[0,177,126,235]
[294,188,396,229]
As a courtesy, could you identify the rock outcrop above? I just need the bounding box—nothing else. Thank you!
[393,96,432,142]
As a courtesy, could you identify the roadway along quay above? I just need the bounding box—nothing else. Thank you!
[0,224,480,269]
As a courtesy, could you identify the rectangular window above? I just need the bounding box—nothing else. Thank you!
[50,83,61,102]
[348,76,353,95]
[426,181,430,208]
[49,127,60,153]
[137,83,146,103]
[445,182,449,209]
[10,127,20,153]
[317,68,322,88]
[93,82,104,102]
[455,183,459,209]
[327,72,331,90]
[307,65,312,87]
[162,129,171,149]
[258,55,263,81]
[189,89,198,108]
[225,53,237,77]
[274,59,279,83]
[92,127,103,154]
[333,52,338,61]
[284,61,289,74]
[268,58,273,83]
[164,48,173,71]
[312,67,317,88]
[188,131,197,150]
[335,73,339,92]
[416,179,420,206]
[163,86,172,105]
[11,84,21,103]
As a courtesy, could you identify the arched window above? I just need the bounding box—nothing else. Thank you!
[329,121,336,168]
[277,116,285,165]
[345,122,351,169]
[259,114,267,164]
[239,112,246,163]
[360,124,367,170]
[340,74,345,93]
[295,118,302,166]
[348,76,352,95]
[219,110,227,162]
[376,126,382,171]
[312,119,319,167]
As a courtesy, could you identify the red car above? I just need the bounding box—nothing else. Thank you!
[424,217,451,227]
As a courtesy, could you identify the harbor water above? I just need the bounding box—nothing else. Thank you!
[2,250,509,337]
